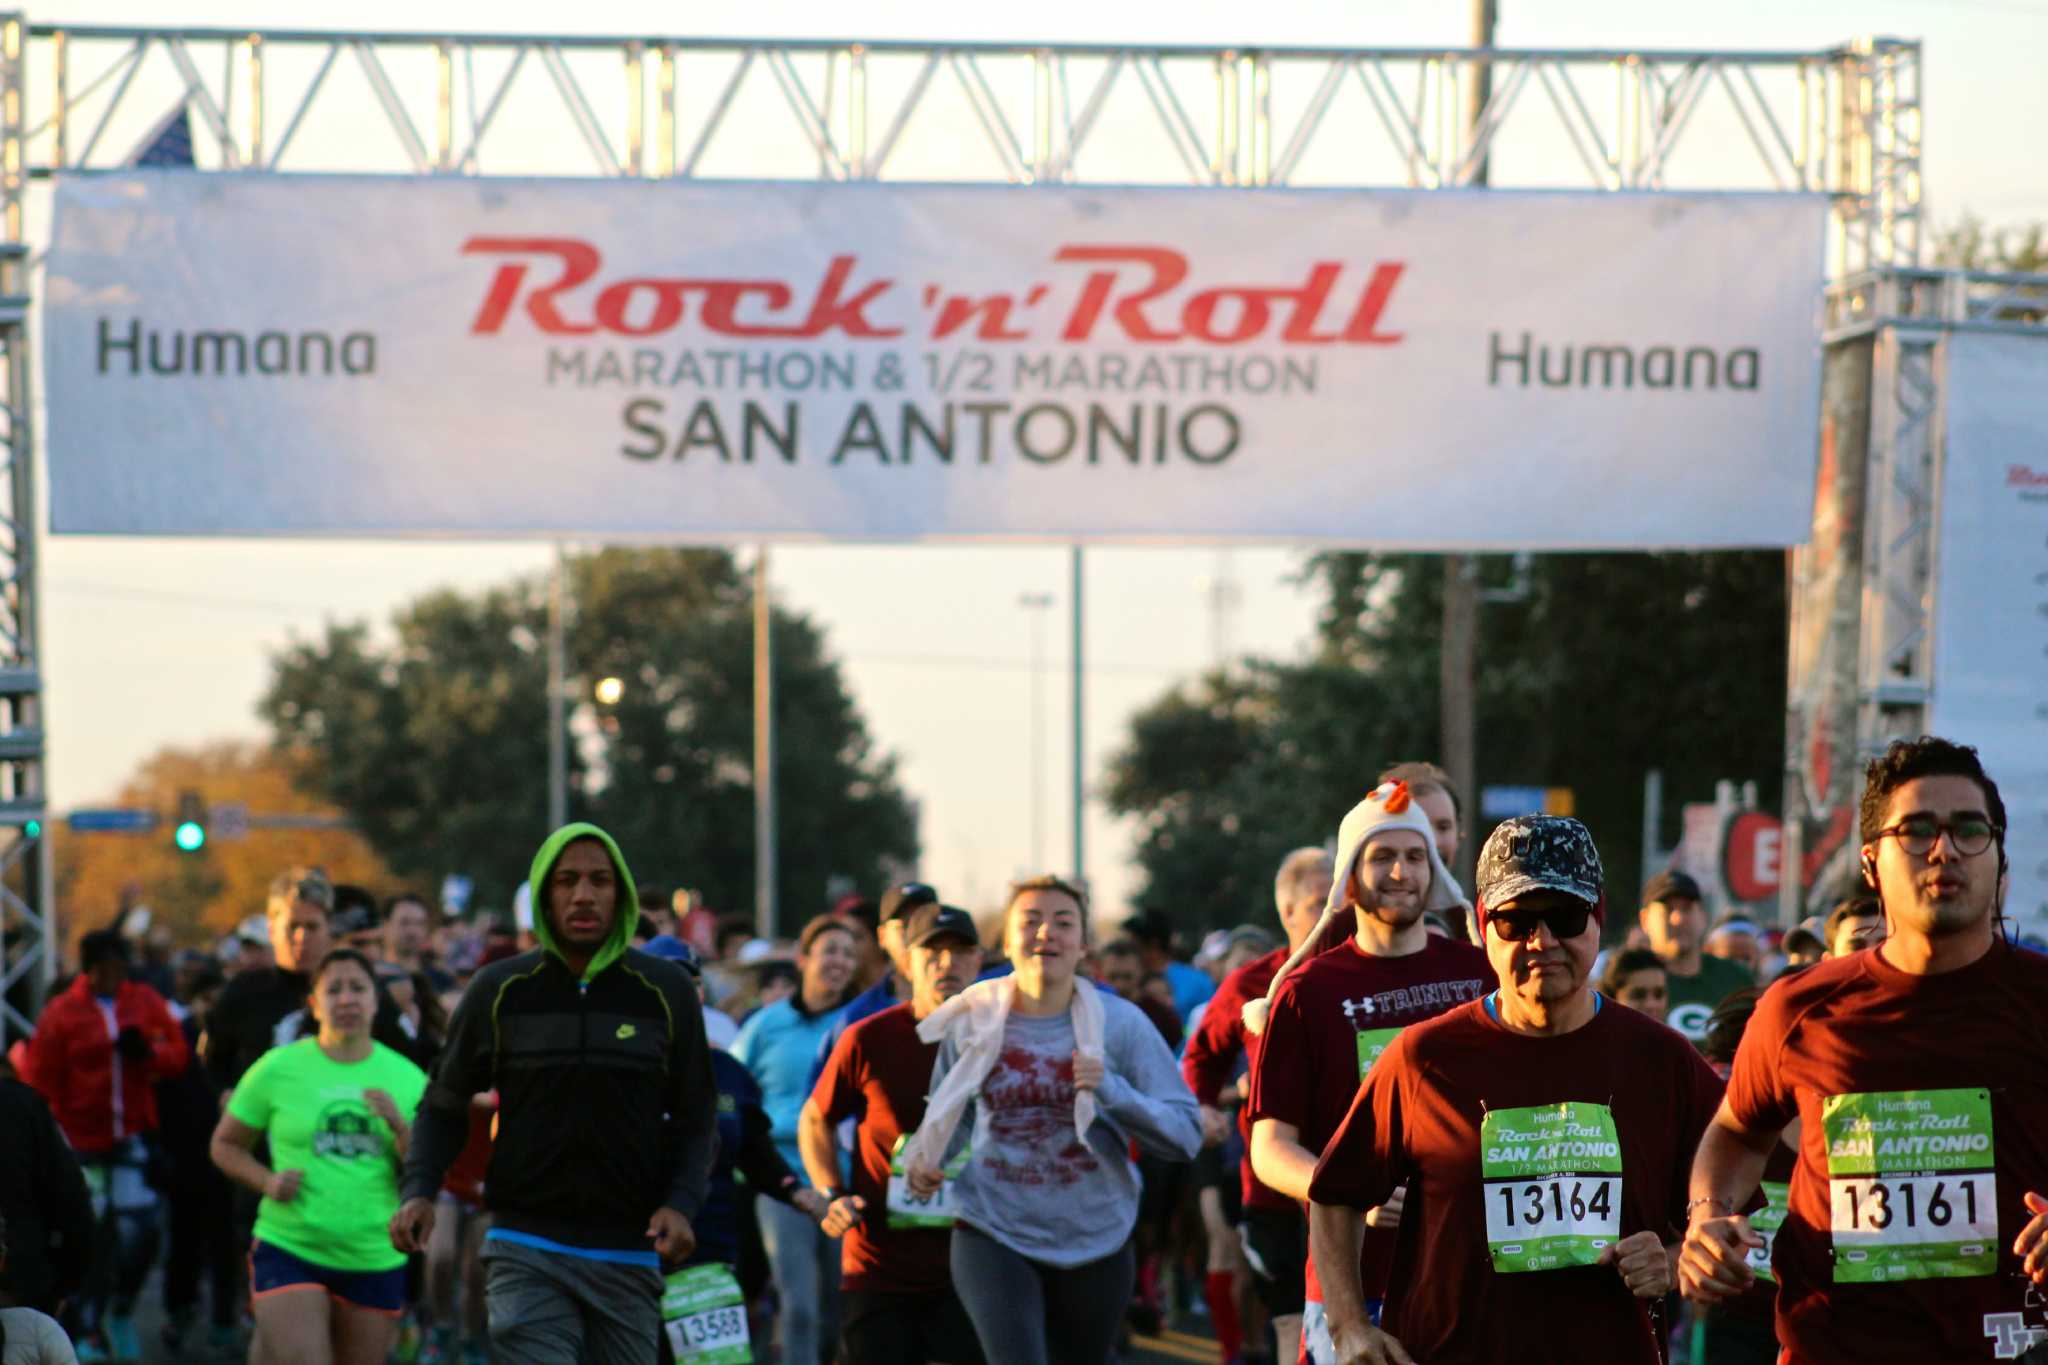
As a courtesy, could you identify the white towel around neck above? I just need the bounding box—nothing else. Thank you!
[903,974,1106,1175]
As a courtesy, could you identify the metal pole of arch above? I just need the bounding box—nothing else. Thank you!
[754,546,777,939]
[1440,0,1496,892]
[1070,546,1085,886]
[547,543,567,831]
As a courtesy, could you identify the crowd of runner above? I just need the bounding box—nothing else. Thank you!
[0,735,2043,1365]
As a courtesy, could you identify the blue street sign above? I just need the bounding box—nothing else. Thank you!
[1480,786,1546,820]
[67,808,161,833]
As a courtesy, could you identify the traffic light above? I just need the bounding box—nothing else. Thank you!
[173,790,207,853]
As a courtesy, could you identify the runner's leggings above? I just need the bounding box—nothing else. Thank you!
[950,1223,1135,1365]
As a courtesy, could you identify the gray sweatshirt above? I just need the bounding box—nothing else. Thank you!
[931,990,1201,1267]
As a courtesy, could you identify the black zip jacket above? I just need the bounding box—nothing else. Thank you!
[201,965,424,1090]
[401,946,718,1250]
[0,1078,94,1311]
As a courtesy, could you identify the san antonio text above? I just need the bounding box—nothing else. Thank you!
[620,398,1244,466]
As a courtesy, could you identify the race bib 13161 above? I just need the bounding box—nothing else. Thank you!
[1824,1088,1997,1284]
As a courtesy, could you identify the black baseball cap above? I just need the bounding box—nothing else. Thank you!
[1640,868,1704,908]
[329,905,378,937]
[880,882,940,924]
[906,903,980,950]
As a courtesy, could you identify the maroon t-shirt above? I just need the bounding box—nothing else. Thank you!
[1723,945,2048,1364]
[1183,946,1292,1211]
[809,1002,948,1294]
[1246,935,1493,1302]
[1309,997,1722,1365]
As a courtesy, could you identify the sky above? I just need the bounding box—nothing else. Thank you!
[30,0,2048,926]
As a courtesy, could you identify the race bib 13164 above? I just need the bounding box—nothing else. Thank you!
[1481,1101,1623,1273]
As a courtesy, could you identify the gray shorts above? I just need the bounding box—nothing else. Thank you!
[481,1236,662,1365]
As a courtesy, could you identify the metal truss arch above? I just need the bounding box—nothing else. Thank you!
[0,16,1937,1025]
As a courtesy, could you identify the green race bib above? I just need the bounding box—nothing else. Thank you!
[662,1263,750,1364]
[1354,1027,1404,1080]
[885,1133,970,1230]
[1481,1101,1623,1273]
[1823,1088,1997,1283]
[1746,1180,1789,1283]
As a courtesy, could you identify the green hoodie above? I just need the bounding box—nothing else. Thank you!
[527,821,640,982]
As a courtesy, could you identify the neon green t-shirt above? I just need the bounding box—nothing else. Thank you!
[228,1038,427,1272]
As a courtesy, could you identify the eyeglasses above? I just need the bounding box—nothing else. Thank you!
[1872,815,1998,858]
[1488,903,1593,943]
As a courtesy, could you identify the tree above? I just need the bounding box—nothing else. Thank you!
[1106,552,1786,935]
[1932,215,2048,273]
[1102,658,1430,931]
[54,741,391,954]
[260,547,917,931]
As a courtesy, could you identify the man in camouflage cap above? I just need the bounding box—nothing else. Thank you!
[1306,815,1722,1365]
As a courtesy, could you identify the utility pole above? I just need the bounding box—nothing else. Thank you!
[1020,591,1056,872]
[1071,547,1085,886]
[754,547,777,939]
[547,544,567,831]
[1441,0,1495,889]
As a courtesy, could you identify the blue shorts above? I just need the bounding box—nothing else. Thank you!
[249,1239,408,1315]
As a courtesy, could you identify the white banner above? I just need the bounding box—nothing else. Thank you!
[1927,332,2048,925]
[45,175,1826,544]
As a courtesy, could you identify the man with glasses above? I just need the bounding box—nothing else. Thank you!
[1307,815,1722,1365]
[1245,782,1493,1364]
[1681,737,2048,1363]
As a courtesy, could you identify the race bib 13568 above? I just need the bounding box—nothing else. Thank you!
[662,1263,750,1364]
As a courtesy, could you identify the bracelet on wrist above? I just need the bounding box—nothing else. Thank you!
[1685,1196,1732,1221]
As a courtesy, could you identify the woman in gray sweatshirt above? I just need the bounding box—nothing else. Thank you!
[908,875,1202,1365]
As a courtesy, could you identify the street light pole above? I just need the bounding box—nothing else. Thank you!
[1020,591,1055,872]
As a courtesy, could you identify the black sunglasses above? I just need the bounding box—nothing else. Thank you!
[1488,902,1594,943]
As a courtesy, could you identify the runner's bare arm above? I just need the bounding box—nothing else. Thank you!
[208,1112,294,1201]
[796,1097,843,1195]
[1679,1099,1773,1304]
[1309,1199,1416,1365]
[1250,1116,1318,1203]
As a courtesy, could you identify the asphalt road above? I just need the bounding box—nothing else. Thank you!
[109,1268,1221,1364]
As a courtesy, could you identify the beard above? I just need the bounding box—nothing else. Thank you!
[1356,883,1427,929]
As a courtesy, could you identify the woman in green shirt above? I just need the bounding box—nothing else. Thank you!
[210,948,427,1365]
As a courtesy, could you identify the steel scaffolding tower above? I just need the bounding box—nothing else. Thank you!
[1781,266,2048,919]
[0,18,1933,1029]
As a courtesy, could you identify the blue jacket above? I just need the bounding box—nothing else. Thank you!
[732,995,847,1174]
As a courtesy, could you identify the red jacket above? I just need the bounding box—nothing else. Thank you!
[25,975,188,1152]
[1181,945,1292,1211]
